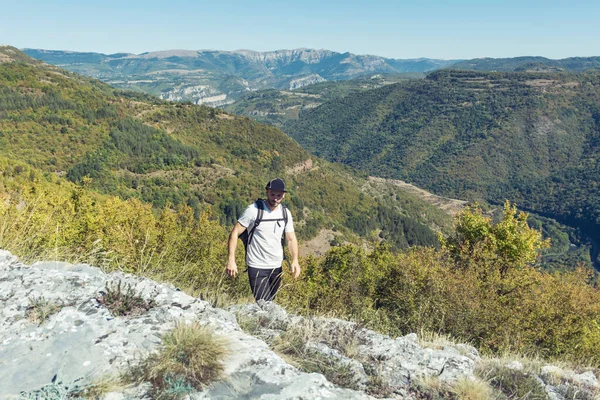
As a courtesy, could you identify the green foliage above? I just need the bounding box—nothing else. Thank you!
[96,280,156,317]
[67,117,199,182]
[286,69,600,267]
[441,201,550,274]
[280,204,600,366]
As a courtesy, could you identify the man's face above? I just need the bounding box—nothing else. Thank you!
[267,189,285,207]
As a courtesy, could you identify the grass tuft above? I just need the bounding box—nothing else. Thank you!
[476,362,547,400]
[131,320,228,398]
[26,296,64,325]
[450,376,493,400]
[96,280,155,317]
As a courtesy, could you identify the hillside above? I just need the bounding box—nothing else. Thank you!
[223,73,422,127]
[22,48,456,106]
[0,45,451,252]
[285,69,600,268]
[451,56,600,72]
[4,46,600,378]
[7,250,600,399]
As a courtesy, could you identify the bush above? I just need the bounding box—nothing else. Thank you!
[279,202,600,366]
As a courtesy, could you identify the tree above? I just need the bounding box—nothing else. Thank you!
[441,201,550,276]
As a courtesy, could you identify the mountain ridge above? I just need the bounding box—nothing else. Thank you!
[22,47,458,106]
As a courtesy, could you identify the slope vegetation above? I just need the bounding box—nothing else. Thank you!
[286,69,600,267]
[451,56,600,72]
[0,46,448,250]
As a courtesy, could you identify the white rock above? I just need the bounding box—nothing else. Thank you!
[572,371,599,388]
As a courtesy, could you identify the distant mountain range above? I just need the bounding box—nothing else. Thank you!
[451,56,600,72]
[22,48,600,108]
[22,48,458,106]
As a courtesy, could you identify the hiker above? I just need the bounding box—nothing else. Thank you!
[226,178,301,302]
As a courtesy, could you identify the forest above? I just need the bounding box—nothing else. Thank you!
[285,69,600,267]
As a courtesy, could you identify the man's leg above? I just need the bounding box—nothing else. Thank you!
[265,267,283,302]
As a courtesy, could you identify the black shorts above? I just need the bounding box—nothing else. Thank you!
[247,266,283,302]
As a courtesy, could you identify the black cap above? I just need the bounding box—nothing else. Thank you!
[266,178,287,192]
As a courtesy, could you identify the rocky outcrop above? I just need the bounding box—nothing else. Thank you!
[288,74,327,90]
[0,250,371,399]
[230,302,478,398]
[1,249,598,399]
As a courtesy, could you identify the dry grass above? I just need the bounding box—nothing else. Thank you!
[26,296,63,325]
[72,374,126,399]
[132,320,229,397]
[262,319,364,391]
[475,360,547,400]
[450,376,493,400]
[419,330,471,350]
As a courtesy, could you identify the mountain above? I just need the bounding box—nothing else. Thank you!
[451,56,600,72]
[5,47,600,375]
[0,45,451,252]
[285,69,600,268]
[22,48,458,106]
[223,73,422,127]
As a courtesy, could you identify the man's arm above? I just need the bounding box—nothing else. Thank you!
[286,231,301,279]
[226,222,247,278]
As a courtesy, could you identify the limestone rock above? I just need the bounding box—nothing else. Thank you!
[2,249,598,399]
[0,250,373,399]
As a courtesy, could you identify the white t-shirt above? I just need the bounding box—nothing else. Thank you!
[238,200,294,269]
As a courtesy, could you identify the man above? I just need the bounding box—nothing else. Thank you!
[226,178,301,301]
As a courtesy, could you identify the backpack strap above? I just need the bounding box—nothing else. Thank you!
[281,204,289,260]
[239,199,288,258]
[246,198,264,249]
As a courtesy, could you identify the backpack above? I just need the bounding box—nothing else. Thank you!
[239,198,288,257]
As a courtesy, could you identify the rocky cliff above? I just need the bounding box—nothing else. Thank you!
[1,250,597,399]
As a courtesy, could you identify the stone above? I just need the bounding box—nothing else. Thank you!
[2,248,596,399]
[572,371,599,388]
[0,250,376,399]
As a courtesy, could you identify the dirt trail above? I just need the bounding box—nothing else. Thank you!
[367,176,468,216]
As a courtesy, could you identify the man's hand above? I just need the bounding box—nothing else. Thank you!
[226,259,238,278]
[226,222,246,279]
[285,231,301,279]
[290,260,301,279]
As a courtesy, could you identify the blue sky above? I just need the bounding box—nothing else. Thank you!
[1,0,598,60]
